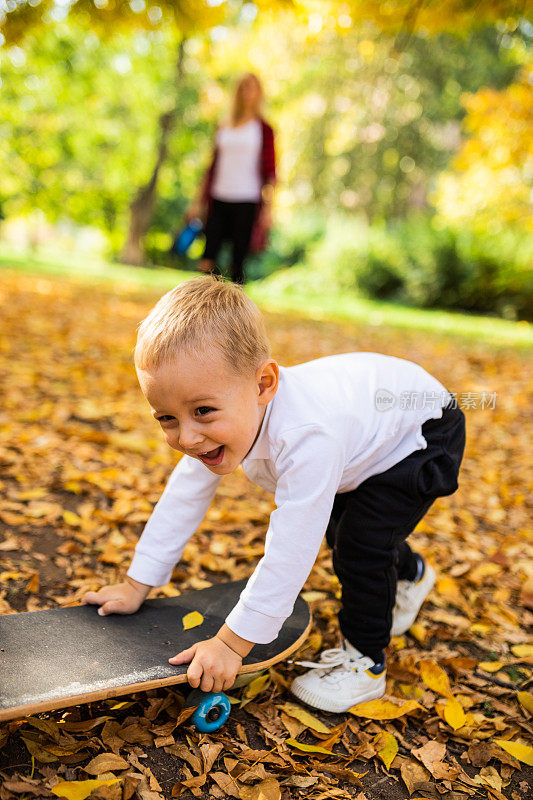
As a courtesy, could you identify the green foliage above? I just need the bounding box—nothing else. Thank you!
[262,212,533,320]
[259,22,522,223]
[0,22,211,254]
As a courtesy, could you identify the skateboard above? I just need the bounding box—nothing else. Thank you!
[0,580,311,731]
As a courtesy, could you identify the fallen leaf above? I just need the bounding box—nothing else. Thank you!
[443,695,466,729]
[400,759,433,795]
[350,698,421,719]
[285,738,334,755]
[419,660,451,696]
[182,610,204,630]
[62,510,81,527]
[277,702,330,733]
[478,661,504,672]
[511,644,533,658]
[239,777,281,800]
[244,674,270,699]
[51,779,121,800]
[210,772,241,798]
[493,739,533,766]
[474,765,503,793]
[408,622,427,644]
[84,753,129,775]
[412,740,459,780]
[26,572,39,593]
[282,776,318,788]
[374,731,398,769]
[517,691,533,714]
[2,780,48,796]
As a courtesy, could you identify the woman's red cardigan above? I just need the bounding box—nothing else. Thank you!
[202,119,276,253]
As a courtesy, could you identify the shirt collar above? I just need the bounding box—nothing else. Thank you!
[243,394,274,461]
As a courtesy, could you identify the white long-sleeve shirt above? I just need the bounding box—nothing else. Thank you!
[127,353,450,643]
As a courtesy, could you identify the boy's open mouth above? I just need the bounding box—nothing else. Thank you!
[197,445,224,466]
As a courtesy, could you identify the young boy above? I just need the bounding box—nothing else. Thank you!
[83,277,465,713]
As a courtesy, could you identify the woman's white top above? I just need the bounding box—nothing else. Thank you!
[127,353,451,644]
[211,118,262,202]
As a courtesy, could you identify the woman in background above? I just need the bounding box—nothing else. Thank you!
[187,73,276,284]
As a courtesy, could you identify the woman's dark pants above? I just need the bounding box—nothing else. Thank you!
[202,199,258,284]
[326,403,466,663]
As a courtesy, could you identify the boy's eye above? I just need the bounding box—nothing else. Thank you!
[196,406,214,416]
[157,415,175,423]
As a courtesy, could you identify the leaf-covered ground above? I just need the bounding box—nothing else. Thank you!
[0,269,531,800]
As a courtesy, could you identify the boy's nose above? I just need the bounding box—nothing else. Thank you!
[177,426,204,452]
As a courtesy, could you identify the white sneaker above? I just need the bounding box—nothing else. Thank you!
[290,640,386,713]
[391,557,436,636]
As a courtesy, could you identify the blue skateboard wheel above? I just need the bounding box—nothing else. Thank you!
[191,692,231,732]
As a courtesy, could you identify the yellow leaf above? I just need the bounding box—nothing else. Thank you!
[349,698,421,720]
[374,731,398,769]
[62,510,81,527]
[517,691,533,714]
[17,489,47,500]
[470,623,491,634]
[511,644,533,658]
[478,661,504,672]
[419,660,451,697]
[390,635,406,650]
[64,480,82,494]
[443,696,466,730]
[285,738,334,755]
[493,739,533,767]
[277,703,330,733]
[27,572,39,593]
[436,576,460,596]
[51,779,121,800]
[244,674,270,699]
[182,611,204,631]
[468,562,501,585]
[409,622,427,644]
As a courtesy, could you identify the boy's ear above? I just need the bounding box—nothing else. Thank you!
[256,359,279,405]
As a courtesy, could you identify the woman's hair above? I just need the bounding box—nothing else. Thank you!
[230,73,263,126]
[135,276,271,376]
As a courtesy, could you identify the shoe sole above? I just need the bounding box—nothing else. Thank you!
[391,564,436,637]
[290,680,385,713]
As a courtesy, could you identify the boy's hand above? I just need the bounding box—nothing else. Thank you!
[82,576,150,616]
[169,624,254,693]
[168,637,242,693]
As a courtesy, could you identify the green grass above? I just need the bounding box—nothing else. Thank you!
[1,245,531,350]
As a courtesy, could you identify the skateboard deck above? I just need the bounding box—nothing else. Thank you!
[0,580,311,721]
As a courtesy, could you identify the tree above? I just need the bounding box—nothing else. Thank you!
[2,0,226,264]
[0,22,211,251]
[1,0,531,262]
[433,58,533,232]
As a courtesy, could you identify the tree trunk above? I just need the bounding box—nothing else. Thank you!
[120,41,185,266]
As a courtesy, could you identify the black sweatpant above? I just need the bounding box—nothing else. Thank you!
[203,198,259,284]
[325,402,466,662]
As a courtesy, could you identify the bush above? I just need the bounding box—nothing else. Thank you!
[262,211,533,320]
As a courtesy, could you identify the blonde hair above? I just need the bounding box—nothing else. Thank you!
[135,276,270,376]
[231,73,263,126]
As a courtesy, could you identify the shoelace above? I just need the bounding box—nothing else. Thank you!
[293,648,367,677]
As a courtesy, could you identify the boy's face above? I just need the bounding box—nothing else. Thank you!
[137,349,278,475]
